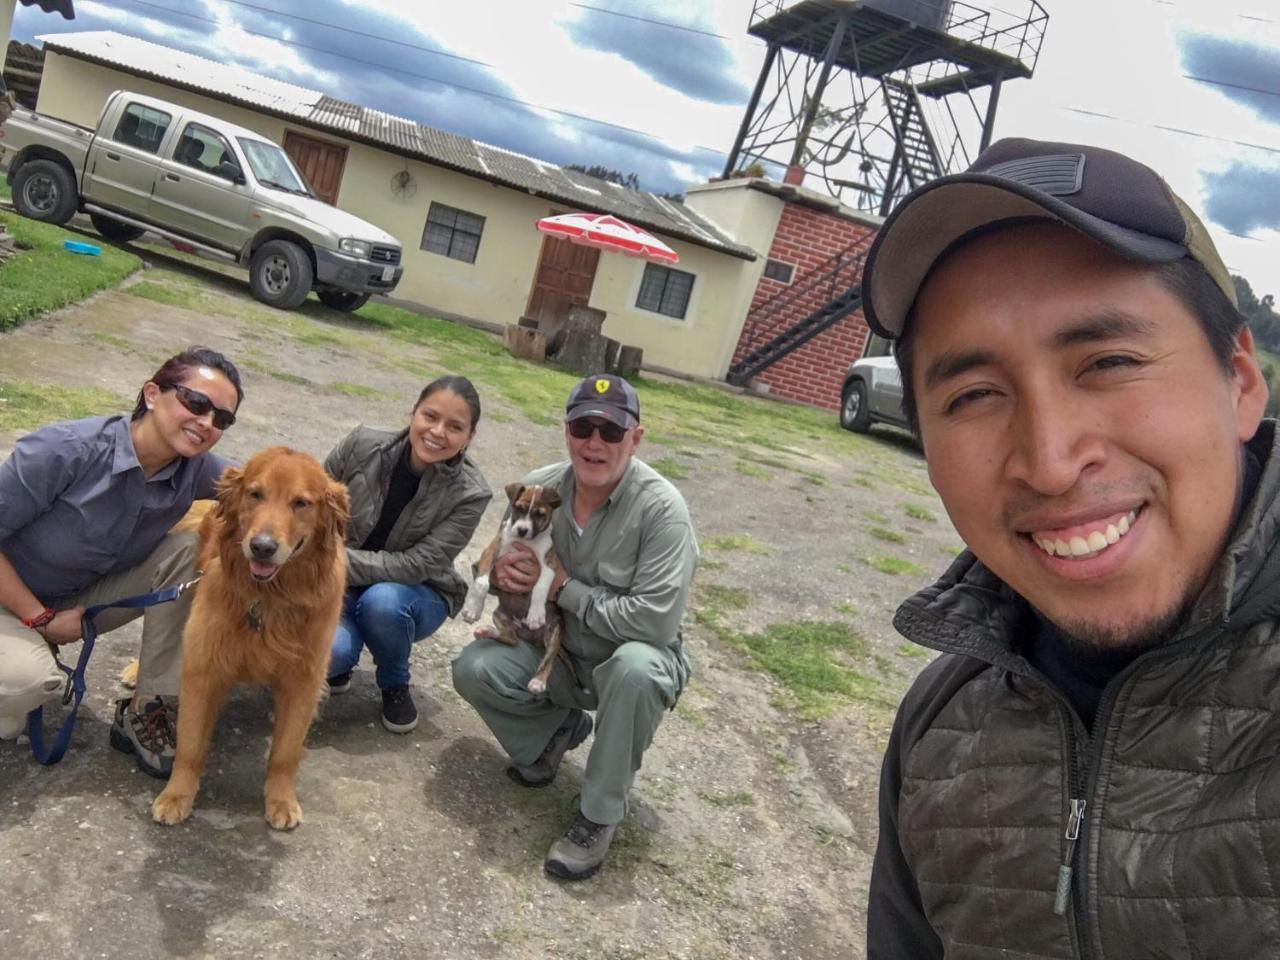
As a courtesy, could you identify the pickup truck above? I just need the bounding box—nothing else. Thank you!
[0,90,403,311]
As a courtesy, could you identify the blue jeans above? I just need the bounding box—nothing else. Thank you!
[329,583,450,689]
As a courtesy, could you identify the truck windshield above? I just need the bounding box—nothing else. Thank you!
[237,139,312,195]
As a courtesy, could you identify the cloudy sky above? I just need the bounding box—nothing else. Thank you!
[11,0,1280,291]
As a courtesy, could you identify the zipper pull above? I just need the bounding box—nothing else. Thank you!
[1054,798,1087,916]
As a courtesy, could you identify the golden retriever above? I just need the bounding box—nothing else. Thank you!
[152,447,349,830]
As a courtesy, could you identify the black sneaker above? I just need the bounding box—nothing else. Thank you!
[544,810,618,881]
[507,709,593,788]
[110,697,177,779]
[380,684,418,733]
[327,671,353,695]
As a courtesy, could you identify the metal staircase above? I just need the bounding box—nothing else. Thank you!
[727,237,872,386]
[880,78,943,214]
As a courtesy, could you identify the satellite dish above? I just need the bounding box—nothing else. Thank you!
[391,169,417,199]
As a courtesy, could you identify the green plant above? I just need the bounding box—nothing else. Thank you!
[869,526,906,544]
[649,456,690,480]
[865,555,924,576]
[0,379,123,432]
[703,533,772,555]
[0,212,141,330]
[904,503,937,523]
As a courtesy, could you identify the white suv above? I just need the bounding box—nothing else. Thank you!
[839,333,910,434]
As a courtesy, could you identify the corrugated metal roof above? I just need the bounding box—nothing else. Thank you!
[37,31,756,261]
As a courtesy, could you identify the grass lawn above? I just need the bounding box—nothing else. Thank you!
[0,198,142,331]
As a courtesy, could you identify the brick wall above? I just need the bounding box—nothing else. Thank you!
[731,201,878,410]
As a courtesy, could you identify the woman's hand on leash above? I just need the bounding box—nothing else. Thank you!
[495,544,539,594]
[41,608,85,644]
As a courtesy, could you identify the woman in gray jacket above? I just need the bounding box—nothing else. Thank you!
[323,376,492,733]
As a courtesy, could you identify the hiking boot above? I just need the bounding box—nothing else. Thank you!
[110,697,176,779]
[380,684,418,733]
[544,810,618,881]
[327,670,353,695]
[507,709,592,788]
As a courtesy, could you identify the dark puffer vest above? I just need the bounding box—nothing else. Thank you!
[868,422,1280,960]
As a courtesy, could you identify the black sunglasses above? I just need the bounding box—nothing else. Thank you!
[567,417,628,444]
[172,384,237,430]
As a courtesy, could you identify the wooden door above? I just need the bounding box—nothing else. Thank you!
[282,130,348,205]
[525,234,601,324]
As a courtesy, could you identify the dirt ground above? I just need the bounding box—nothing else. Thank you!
[0,244,961,960]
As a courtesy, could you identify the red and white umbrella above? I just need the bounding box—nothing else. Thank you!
[536,212,679,265]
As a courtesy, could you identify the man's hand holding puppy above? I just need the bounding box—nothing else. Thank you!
[492,543,568,602]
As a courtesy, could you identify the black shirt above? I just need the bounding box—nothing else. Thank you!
[360,443,421,552]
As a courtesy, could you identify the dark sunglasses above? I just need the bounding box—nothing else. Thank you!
[567,417,629,444]
[172,384,237,430]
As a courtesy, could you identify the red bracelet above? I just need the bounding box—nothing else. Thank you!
[20,607,56,630]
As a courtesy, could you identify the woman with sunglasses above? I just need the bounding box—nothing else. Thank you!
[323,375,492,734]
[0,346,242,777]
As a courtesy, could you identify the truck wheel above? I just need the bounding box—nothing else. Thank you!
[89,212,145,243]
[249,240,313,310]
[317,289,370,313]
[13,159,77,225]
[840,380,872,434]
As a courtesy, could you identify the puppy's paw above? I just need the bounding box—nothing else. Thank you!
[527,676,547,695]
[152,790,194,826]
[461,603,482,624]
[473,625,497,640]
[265,794,303,831]
[524,609,546,630]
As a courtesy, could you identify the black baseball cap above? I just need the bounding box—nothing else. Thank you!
[565,373,640,429]
[862,137,1237,339]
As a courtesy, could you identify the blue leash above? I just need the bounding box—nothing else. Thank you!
[25,577,200,765]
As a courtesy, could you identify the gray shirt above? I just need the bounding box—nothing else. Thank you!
[523,458,698,664]
[0,415,228,603]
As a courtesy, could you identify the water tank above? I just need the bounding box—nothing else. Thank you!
[859,0,951,32]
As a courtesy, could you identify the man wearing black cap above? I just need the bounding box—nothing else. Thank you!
[452,373,697,881]
[863,139,1277,958]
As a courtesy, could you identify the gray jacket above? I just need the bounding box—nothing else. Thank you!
[869,420,1280,959]
[324,425,491,615]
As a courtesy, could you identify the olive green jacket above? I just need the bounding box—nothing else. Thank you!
[324,425,491,615]
[869,420,1280,959]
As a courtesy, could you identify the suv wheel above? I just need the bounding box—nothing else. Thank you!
[840,380,872,433]
[13,159,77,225]
[89,212,145,243]
[317,289,370,313]
[249,239,313,310]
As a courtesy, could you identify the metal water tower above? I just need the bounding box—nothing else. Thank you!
[723,0,1048,214]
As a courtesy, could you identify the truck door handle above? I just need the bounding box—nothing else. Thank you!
[164,173,180,182]
[105,152,121,161]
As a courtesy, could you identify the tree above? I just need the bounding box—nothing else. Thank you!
[1233,272,1280,354]
[565,164,641,191]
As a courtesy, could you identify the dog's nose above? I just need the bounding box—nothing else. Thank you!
[250,534,278,560]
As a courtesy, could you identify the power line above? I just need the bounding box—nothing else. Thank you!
[121,0,729,158]
[1151,0,1275,24]
[185,0,493,67]
[1186,73,1280,100]
[1063,106,1280,156]
[569,2,744,42]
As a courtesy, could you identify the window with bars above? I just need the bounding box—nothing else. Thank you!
[421,202,485,263]
[635,264,695,319]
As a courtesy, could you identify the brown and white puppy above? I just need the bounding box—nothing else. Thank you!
[462,483,573,694]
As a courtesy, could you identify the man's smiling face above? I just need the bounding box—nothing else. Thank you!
[912,222,1268,650]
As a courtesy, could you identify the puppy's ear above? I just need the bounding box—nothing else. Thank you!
[544,489,562,511]
[213,465,244,519]
[504,482,525,504]
[324,479,351,544]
